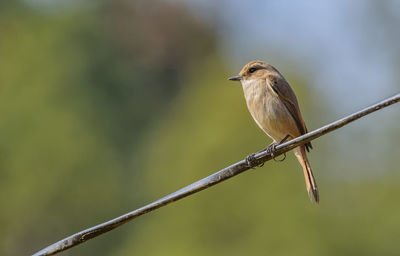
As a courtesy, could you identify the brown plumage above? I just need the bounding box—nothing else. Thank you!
[229,60,319,203]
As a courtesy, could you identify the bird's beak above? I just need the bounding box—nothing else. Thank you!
[228,75,243,81]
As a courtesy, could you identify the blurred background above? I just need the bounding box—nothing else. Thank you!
[1,0,400,255]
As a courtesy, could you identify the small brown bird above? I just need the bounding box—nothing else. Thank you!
[229,60,319,203]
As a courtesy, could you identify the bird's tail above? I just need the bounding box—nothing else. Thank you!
[294,146,319,204]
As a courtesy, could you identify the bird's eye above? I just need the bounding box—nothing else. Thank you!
[249,67,257,73]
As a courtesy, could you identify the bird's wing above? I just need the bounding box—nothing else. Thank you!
[268,76,313,151]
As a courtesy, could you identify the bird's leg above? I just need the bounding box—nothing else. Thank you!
[260,134,290,153]
[245,135,291,168]
[261,134,291,162]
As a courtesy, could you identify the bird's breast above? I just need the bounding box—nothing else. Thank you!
[242,80,296,141]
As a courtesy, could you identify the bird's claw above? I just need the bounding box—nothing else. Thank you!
[246,134,290,168]
[245,153,266,168]
[245,153,257,168]
[263,142,286,162]
[265,134,290,162]
[273,152,286,162]
[265,143,278,154]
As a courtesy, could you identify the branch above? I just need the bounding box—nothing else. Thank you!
[33,93,400,256]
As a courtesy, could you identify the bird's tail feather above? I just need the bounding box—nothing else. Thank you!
[294,146,319,204]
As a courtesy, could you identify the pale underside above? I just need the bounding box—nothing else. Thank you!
[242,78,301,143]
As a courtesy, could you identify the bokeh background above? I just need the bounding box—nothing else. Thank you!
[1,0,400,255]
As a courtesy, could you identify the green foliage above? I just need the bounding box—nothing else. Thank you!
[0,9,126,256]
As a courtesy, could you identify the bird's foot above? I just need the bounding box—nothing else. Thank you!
[263,143,286,162]
[245,152,266,168]
[273,152,286,162]
[264,142,278,154]
[263,134,291,162]
[246,134,291,168]
[245,153,257,169]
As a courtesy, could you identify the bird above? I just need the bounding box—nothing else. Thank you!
[228,60,319,203]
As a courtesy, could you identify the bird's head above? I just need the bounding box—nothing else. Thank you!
[228,60,277,83]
